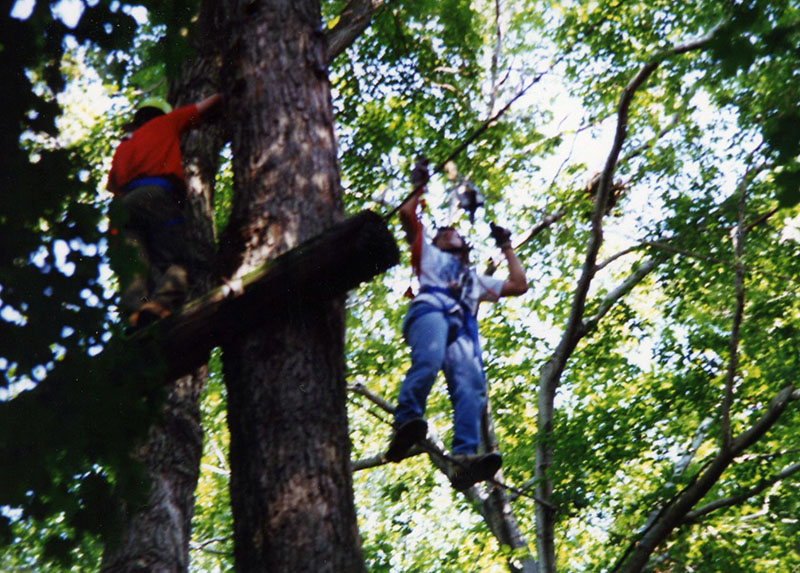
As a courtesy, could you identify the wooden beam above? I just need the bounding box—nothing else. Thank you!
[130,210,399,380]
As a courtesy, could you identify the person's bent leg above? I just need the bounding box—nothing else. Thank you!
[151,264,188,312]
[443,339,487,455]
[394,308,449,425]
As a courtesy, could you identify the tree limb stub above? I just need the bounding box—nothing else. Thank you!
[132,210,399,381]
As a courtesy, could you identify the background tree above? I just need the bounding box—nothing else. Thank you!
[2,1,800,572]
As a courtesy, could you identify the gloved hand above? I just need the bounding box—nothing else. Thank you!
[489,222,512,249]
[410,157,430,189]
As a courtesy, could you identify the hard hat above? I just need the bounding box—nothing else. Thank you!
[138,97,172,114]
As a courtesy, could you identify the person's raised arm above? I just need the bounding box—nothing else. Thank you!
[489,222,528,297]
[195,93,222,116]
[398,190,422,245]
[398,158,430,245]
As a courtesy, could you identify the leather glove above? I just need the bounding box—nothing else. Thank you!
[410,157,430,189]
[489,222,512,248]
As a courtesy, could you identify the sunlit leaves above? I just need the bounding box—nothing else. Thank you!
[3,0,800,570]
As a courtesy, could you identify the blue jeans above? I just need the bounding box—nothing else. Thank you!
[394,304,487,454]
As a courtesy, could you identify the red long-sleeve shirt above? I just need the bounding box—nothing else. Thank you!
[107,104,200,195]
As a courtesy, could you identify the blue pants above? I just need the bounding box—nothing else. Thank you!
[394,305,487,454]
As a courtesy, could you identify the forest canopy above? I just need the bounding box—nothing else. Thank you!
[1,0,799,571]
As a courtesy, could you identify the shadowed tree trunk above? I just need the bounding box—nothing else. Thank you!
[218,0,364,570]
[100,1,226,569]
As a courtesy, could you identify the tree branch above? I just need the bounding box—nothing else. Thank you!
[487,0,504,115]
[744,206,779,234]
[581,258,658,335]
[325,0,386,63]
[485,209,566,275]
[614,384,797,573]
[534,46,663,573]
[721,163,751,450]
[641,239,798,283]
[682,461,800,523]
[730,385,797,455]
[517,210,567,249]
[533,23,727,573]
[348,381,396,414]
[673,417,714,479]
[596,246,640,272]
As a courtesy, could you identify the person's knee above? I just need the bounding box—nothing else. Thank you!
[164,264,187,284]
[152,265,189,310]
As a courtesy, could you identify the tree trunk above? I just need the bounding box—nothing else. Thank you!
[100,2,225,569]
[219,0,364,570]
[99,372,207,573]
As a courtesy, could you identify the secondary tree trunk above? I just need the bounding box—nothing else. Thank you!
[100,2,225,569]
[219,0,364,570]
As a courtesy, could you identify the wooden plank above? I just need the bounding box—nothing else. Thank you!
[129,210,400,380]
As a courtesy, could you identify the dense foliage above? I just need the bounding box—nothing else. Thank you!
[1,0,799,570]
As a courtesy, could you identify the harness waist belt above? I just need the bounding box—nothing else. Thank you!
[122,176,175,193]
[417,285,481,359]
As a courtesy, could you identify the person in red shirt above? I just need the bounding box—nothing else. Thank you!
[107,93,221,327]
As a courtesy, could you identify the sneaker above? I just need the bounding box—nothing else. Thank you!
[448,452,502,491]
[384,418,428,463]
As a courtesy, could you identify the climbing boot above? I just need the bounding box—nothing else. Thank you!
[448,452,502,491]
[384,418,428,463]
[129,300,171,330]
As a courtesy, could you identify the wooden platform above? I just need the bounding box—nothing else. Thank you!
[129,210,400,380]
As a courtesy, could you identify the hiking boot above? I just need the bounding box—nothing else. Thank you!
[384,418,428,463]
[448,452,502,491]
[129,301,171,329]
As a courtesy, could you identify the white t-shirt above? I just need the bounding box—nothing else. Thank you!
[413,236,505,316]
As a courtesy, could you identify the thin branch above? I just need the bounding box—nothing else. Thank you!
[721,165,753,449]
[520,210,568,247]
[673,417,714,479]
[582,258,658,334]
[731,385,797,455]
[352,446,425,471]
[641,240,798,283]
[618,111,682,166]
[596,245,641,272]
[485,209,566,275]
[487,0,503,115]
[192,535,233,550]
[744,206,779,234]
[617,79,703,168]
[190,535,233,556]
[348,382,395,414]
[683,461,800,523]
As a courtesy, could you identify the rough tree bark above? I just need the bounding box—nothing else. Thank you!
[218,0,364,570]
[100,1,225,569]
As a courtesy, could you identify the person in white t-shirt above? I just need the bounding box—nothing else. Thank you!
[385,162,528,490]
